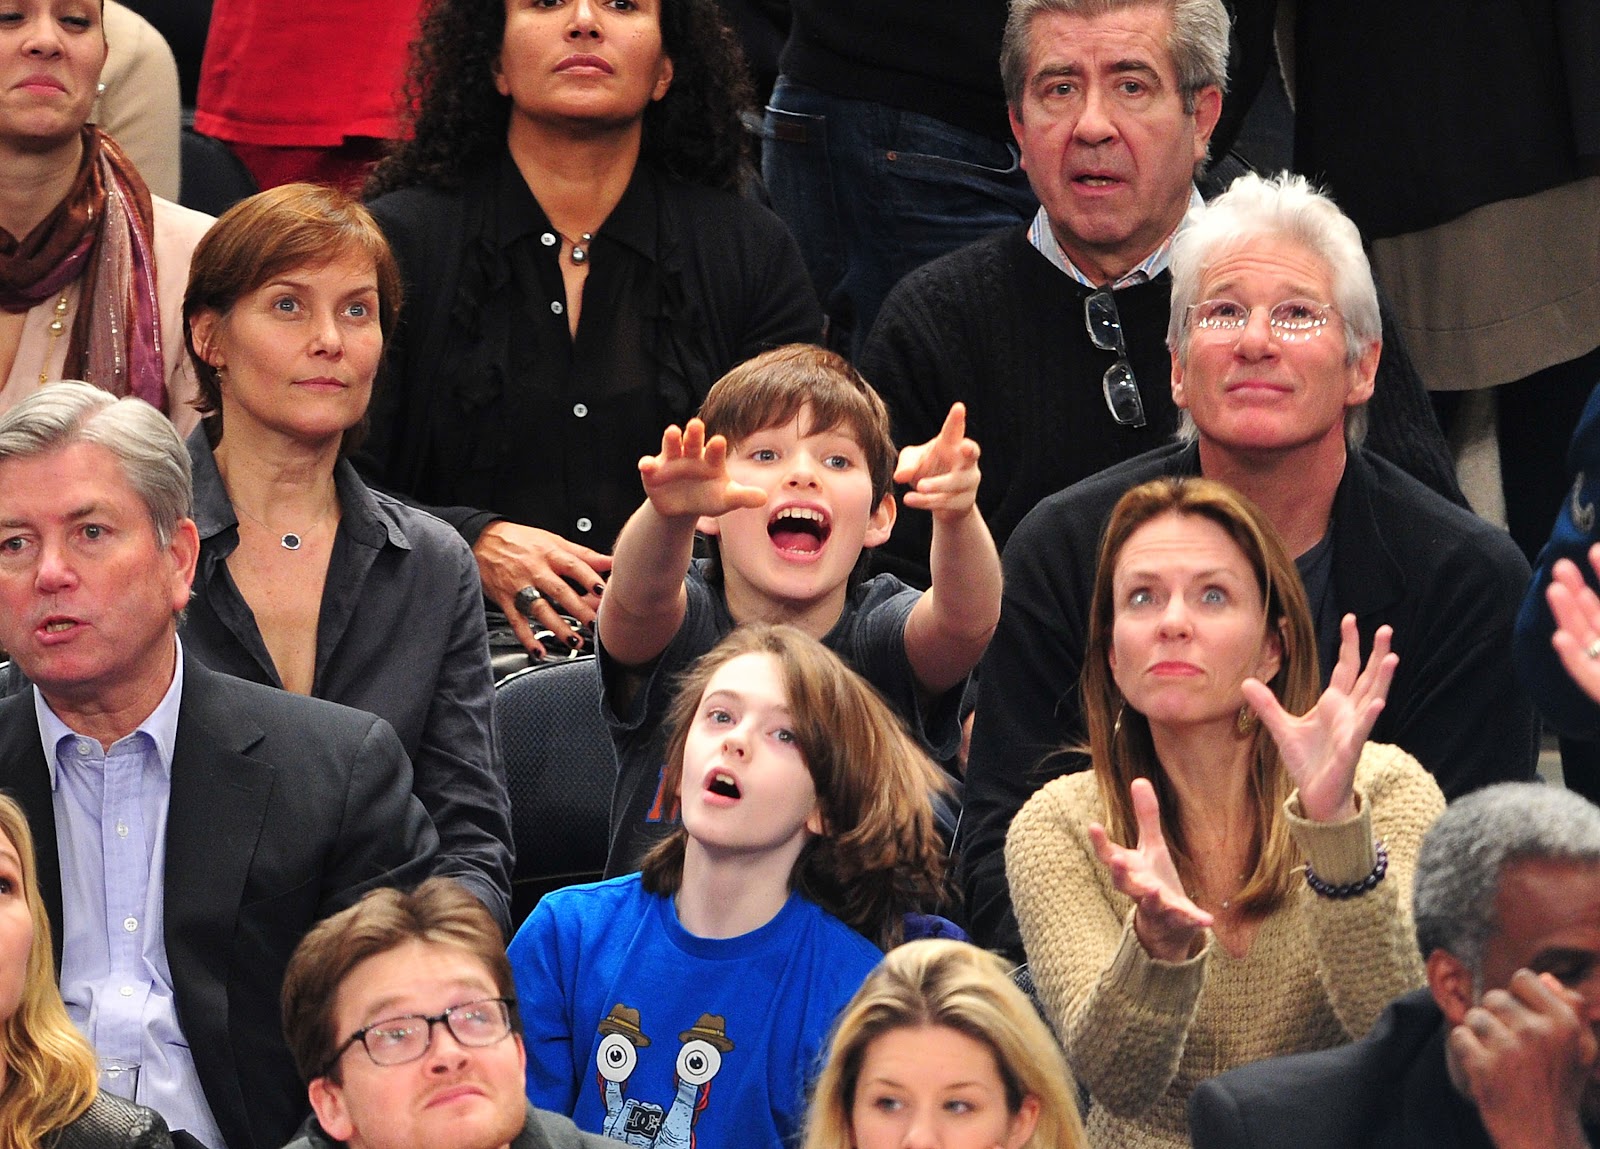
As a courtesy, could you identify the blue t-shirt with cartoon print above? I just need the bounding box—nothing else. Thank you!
[508,873,882,1149]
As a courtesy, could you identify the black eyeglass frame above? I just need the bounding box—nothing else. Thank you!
[1084,289,1148,428]
[322,996,517,1077]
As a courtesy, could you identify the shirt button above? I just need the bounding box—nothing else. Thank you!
[550,300,564,315]
[75,739,92,755]
[575,518,593,533]
[541,232,557,247]
[120,985,134,997]
[122,916,138,933]
[116,821,129,838]
[572,403,588,418]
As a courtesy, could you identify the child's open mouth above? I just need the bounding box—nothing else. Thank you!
[767,506,830,554]
[708,771,741,799]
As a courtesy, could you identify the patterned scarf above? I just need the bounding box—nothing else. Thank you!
[0,127,166,410]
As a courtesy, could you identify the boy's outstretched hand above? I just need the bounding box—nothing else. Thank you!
[639,419,767,520]
[895,403,982,521]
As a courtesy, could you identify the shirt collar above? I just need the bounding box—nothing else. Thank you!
[491,149,660,263]
[187,425,407,553]
[1028,184,1205,288]
[35,638,185,788]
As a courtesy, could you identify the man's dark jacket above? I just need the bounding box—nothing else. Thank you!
[1190,989,1600,1149]
[0,659,439,1149]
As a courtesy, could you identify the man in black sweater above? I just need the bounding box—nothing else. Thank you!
[861,0,1459,584]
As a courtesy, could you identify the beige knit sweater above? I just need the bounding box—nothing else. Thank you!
[1006,742,1446,1149]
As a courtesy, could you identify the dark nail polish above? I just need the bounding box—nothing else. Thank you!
[593,583,606,595]
[567,634,582,648]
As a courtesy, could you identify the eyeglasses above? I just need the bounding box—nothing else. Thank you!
[1084,290,1147,427]
[1185,298,1337,342]
[324,998,515,1075]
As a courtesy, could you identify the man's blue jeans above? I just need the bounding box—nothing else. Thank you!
[760,79,1037,361]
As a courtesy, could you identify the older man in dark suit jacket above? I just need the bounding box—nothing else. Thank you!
[0,383,438,1149]
[1190,784,1600,1149]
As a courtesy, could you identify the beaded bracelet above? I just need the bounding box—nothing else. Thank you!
[1304,840,1388,899]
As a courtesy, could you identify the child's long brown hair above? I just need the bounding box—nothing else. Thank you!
[640,624,950,948]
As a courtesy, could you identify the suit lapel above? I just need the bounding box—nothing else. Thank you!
[0,694,63,963]
[164,661,276,1149]
[166,663,274,937]
[1331,450,1407,625]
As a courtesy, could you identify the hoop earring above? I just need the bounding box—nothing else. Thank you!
[1112,703,1126,742]
[1236,705,1256,735]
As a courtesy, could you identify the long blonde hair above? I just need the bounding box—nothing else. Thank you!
[802,939,1088,1149]
[0,794,98,1148]
[1080,477,1321,913]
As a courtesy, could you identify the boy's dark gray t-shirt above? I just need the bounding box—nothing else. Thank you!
[598,558,962,877]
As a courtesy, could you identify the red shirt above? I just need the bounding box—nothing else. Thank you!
[194,0,420,146]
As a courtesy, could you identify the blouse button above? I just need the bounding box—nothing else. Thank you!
[550,301,564,315]
[541,232,557,246]
[576,518,593,533]
[573,403,588,418]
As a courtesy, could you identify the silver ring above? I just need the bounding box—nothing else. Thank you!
[1585,637,1600,661]
[514,585,543,615]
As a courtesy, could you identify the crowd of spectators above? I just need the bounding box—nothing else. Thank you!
[0,0,1594,1147]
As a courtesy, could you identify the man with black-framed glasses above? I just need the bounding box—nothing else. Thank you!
[281,879,610,1149]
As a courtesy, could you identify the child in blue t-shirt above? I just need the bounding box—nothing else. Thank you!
[508,623,951,1149]
[598,342,1001,874]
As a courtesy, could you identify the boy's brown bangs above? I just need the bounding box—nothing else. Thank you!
[698,345,897,502]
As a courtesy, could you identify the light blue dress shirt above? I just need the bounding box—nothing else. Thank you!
[34,641,225,1149]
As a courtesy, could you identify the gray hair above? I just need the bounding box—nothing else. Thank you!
[1413,783,1600,979]
[1168,171,1380,448]
[0,382,192,546]
[1001,0,1230,117]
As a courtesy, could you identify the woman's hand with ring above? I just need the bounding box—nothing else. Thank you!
[474,523,611,656]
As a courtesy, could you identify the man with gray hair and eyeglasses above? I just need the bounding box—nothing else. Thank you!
[1191,781,1600,1149]
[959,169,1537,962]
[0,381,438,1149]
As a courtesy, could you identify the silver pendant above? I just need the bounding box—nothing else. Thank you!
[281,533,302,551]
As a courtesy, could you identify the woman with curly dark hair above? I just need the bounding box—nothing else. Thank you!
[361,0,821,659]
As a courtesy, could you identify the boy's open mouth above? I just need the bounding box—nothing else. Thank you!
[708,771,741,799]
[767,506,831,554]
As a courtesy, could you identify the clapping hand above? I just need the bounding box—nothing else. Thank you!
[1547,546,1600,707]
[894,403,982,521]
[638,419,767,521]
[1088,778,1213,963]
[1241,614,1395,823]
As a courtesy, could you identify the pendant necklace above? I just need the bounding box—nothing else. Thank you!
[37,290,69,387]
[234,499,335,551]
[556,229,596,265]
